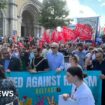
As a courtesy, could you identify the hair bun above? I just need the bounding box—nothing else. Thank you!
[83,73,88,78]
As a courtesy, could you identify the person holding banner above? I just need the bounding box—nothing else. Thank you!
[58,67,95,105]
[46,42,65,71]
[32,48,49,72]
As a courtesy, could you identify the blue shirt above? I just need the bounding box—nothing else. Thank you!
[46,52,65,70]
[4,59,10,71]
[73,50,86,69]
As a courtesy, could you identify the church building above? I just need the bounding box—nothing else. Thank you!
[0,0,42,37]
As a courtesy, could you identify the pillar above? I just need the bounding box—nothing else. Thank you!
[8,0,18,36]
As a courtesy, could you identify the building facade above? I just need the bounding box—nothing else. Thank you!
[0,0,42,37]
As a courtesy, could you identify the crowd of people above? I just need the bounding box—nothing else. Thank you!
[0,36,105,105]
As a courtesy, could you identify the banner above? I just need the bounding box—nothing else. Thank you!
[51,30,58,43]
[42,30,51,43]
[6,71,102,105]
[75,23,93,40]
[62,26,77,41]
[77,17,99,40]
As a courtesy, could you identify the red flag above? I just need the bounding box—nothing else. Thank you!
[75,24,93,41]
[62,26,76,41]
[75,24,84,36]
[57,32,64,42]
[68,29,77,41]
[51,30,58,42]
[39,40,43,48]
[62,26,69,41]
[42,30,51,43]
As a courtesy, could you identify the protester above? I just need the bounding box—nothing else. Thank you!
[46,42,65,71]
[0,65,19,104]
[0,52,3,64]
[11,47,20,59]
[86,50,105,105]
[42,45,49,58]
[62,67,95,105]
[72,43,86,69]
[20,48,27,70]
[0,48,11,72]
[59,44,68,56]
[1,48,21,72]
[29,47,35,68]
[85,46,94,59]
[69,55,82,69]
[9,56,21,71]
[0,34,104,105]
[23,48,30,70]
[65,42,75,56]
[101,44,105,58]
[85,47,98,70]
[32,48,49,72]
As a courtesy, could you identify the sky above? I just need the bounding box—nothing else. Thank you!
[39,0,105,26]
[66,0,105,26]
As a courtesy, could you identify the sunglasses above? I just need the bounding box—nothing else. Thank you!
[51,47,56,49]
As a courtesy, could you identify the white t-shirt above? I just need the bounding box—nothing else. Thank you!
[58,82,95,105]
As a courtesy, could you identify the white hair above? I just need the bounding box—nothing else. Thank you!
[51,42,59,48]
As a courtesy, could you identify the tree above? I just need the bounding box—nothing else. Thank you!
[0,0,7,9]
[39,0,69,29]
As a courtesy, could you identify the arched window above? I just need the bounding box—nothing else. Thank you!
[21,10,34,37]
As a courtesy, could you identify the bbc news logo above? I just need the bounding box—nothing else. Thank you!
[0,90,14,97]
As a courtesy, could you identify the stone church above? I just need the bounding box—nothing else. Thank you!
[0,0,42,37]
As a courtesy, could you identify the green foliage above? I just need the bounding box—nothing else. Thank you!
[39,0,70,29]
[0,0,7,9]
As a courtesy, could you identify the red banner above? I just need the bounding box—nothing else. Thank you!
[75,24,93,40]
[51,30,58,43]
[42,30,51,43]
[63,26,77,41]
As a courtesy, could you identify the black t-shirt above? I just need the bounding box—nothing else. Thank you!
[92,59,105,104]
[8,57,21,71]
[34,57,49,72]
[92,59,105,75]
